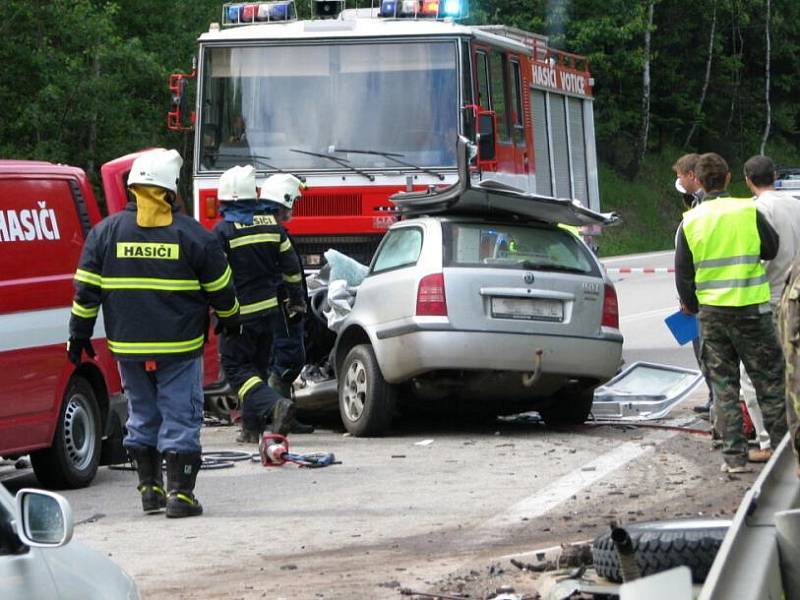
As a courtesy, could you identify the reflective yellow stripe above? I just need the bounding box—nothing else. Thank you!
[282,273,302,283]
[173,492,197,505]
[279,239,291,252]
[101,277,201,291]
[107,335,205,355]
[238,376,263,401]
[71,301,99,319]
[240,296,278,315]
[216,298,239,318]
[201,266,232,292]
[75,269,101,287]
[229,233,281,249]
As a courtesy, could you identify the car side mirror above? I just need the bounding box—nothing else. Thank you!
[15,489,73,548]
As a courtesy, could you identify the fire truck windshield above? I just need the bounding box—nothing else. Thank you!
[198,40,459,173]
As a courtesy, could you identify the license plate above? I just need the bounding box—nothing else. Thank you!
[491,297,563,322]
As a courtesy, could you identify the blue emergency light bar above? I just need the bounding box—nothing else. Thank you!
[222,1,297,25]
[379,0,466,18]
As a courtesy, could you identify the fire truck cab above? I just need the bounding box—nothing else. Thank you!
[170,1,601,265]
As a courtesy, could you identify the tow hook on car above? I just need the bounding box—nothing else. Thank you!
[521,349,544,388]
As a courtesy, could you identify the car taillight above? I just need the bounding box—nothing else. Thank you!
[602,283,619,329]
[416,273,448,317]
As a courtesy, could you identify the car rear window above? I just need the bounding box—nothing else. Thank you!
[444,222,596,274]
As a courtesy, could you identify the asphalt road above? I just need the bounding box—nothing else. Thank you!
[3,250,755,600]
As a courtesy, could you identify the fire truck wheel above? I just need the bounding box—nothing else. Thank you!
[540,385,595,425]
[31,377,102,489]
[338,344,396,437]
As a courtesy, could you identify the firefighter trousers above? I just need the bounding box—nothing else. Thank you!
[220,313,283,432]
[119,357,204,454]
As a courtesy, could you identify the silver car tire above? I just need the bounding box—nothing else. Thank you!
[31,377,102,489]
[338,344,395,437]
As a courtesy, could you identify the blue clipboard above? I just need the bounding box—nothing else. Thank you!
[664,310,699,345]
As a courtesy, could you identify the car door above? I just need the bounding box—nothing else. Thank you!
[0,492,59,599]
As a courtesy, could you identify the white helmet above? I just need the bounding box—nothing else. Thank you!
[218,165,257,201]
[259,173,305,209]
[127,149,183,193]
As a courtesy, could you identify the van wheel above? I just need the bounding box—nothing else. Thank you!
[540,386,595,424]
[31,377,102,489]
[338,344,395,436]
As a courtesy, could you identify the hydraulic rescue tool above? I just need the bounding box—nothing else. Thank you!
[258,433,338,468]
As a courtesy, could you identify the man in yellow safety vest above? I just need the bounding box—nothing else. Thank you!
[674,152,786,473]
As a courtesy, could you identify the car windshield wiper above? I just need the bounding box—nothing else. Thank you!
[332,147,445,181]
[521,261,590,274]
[205,151,288,173]
[289,148,375,182]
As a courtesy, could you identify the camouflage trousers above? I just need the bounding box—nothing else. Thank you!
[779,267,800,462]
[699,310,786,466]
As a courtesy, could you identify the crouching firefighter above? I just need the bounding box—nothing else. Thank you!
[68,149,240,518]
[213,165,306,442]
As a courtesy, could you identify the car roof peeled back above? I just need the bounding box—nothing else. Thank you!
[389,138,618,227]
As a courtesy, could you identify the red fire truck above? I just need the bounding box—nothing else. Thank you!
[168,0,602,264]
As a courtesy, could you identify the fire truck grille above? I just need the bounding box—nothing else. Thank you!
[294,235,384,269]
[294,192,362,216]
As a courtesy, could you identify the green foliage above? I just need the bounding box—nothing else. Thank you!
[0,0,798,251]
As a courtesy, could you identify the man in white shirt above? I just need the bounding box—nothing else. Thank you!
[740,155,800,461]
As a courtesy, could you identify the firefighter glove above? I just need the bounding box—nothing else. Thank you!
[214,316,242,337]
[66,337,96,366]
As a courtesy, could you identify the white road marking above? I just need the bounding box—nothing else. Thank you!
[473,442,653,541]
[469,417,699,547]
[620,307,674,323]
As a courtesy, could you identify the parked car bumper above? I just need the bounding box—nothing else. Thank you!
[372,320,623,383]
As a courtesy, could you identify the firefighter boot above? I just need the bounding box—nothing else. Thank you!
[165,452,203,518]
[271,397,297,436]
[131,446,166,514]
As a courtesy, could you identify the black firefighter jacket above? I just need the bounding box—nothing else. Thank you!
[213,213,304,322]
[70,203,239,361]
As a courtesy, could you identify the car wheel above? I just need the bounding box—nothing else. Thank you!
[540,385,595,424]
[338,344,395,436]
[31,377,102,489]
[592,520,730,583]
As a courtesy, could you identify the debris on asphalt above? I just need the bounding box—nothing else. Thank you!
[415,439,435,446]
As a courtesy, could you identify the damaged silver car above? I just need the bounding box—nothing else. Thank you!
[300,140,623,435]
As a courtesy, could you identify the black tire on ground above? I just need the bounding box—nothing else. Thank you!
[31,377,102,489]
[540,386,595,424]
[592,520,730,584]
[338,344,396,436]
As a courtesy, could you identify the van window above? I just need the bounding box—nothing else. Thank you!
[371,227,423,274]
[0,178,85,312]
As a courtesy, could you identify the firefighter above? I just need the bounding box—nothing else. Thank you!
[258,174,313,424]
[68,148,240,518]
[674,152,786,473]
[213,166,305,443]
